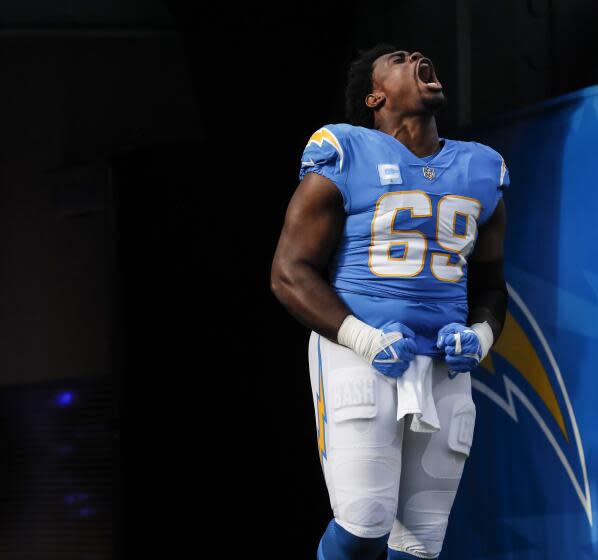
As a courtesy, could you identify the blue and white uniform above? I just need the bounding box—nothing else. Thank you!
[299,123,509,356]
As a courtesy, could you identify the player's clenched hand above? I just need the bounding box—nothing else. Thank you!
[337,315,417,379]
[436,322,483,374]
[370,321,418,379]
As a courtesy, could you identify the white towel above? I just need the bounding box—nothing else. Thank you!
[396,355,440,433]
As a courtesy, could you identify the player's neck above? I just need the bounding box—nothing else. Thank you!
[375,114,441,158]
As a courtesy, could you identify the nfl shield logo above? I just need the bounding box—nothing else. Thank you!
[422,166,436,180]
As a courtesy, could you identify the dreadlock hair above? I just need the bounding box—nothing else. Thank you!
[345,43,397,129]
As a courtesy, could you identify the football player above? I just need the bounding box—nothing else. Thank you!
[271,44,509,560]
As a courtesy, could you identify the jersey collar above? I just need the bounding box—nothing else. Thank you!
[372,129,458,169]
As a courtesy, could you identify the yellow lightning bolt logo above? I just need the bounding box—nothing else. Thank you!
[480,310,568,441]
[307,127,345,171]
[316,336,327,463]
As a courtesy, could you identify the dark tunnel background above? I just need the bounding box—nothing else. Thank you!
[0,1,595,558]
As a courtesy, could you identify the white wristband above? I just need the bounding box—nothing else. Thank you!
[337,315,402,364]
[471,321,494,361]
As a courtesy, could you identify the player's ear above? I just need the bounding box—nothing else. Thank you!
[365,92,385,110]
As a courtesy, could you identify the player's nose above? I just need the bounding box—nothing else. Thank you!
[409,51,424,63]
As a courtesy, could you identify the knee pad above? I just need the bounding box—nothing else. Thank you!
[335,492,395,538]
[318,519,389,560]
[389,492,454,557]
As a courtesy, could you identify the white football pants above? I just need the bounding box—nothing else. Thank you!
[308,332,476,559]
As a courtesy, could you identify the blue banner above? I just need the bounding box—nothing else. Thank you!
[444,86,598,559]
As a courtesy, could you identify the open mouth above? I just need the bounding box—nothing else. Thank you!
[417,58,443,92]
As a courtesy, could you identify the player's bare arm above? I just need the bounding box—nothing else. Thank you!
[467,197,508,340]
[270,172,349,342]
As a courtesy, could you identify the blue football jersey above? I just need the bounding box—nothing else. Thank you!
[298,123,510,357]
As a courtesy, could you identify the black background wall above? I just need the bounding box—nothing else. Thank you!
[0,1,596,559]
[167,2,598,558]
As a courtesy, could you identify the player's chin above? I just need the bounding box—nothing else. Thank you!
[421,89,447,114]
